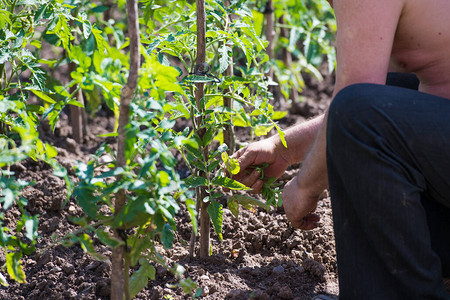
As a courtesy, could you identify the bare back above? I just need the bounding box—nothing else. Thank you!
[332,0,450,100]
[391,0,450,99]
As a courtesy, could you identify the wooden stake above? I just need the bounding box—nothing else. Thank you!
[195,0,211,258]
[223,0,235,155]
[111,0,140,298]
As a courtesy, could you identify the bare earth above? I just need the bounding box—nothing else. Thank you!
[1,72,339,300]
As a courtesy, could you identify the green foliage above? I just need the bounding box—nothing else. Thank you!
[141,0,293,249]
[70,51,200,296]
[0,176,36,286]
[0,0,335,295]
[263,0,336,100]
[129,259,156,299]
[0,0,79,285]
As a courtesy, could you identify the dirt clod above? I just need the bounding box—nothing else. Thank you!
[2,69,339,299]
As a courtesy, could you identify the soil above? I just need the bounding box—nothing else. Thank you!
[1,70,339,300]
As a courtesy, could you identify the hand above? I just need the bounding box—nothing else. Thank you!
[282,176,321,230]
[232,137,290,193]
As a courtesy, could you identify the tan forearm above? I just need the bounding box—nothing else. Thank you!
[296,111,329,192]
[269,114,325,165]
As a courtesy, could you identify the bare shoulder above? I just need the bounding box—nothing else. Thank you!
[392,0,450,98]
[332,0,406,95]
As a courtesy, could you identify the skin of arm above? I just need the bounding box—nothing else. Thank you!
[282,0,405,230]
[233,115,324,192]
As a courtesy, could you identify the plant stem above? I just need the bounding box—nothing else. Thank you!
[195,0,210,259]
[124,251,131,300]
[264,0,275,79]
[112,0,140,298]
[280,16,299,107]
[223,0,235,155]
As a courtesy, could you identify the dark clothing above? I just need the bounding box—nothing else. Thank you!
[326,75,450,299]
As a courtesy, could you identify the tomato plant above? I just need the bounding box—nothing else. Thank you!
[0,0,336,297]
[0,0,79,286]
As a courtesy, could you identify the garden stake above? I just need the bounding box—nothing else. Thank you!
[112,0,140,297]
[195,0,211,259]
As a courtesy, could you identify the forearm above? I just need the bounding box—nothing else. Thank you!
[296,111,329,193]
[269,114,325,165]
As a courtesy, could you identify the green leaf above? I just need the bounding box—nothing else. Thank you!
[207,200,223,241]
[208,159,221,173]
[183,176,208,188]
[97,132,118,137]
[182,74,218,83]
[202,127,215,146]
[276,127,287,148]
[228,194,269,211]
[212,176,250,190]
[190,159,207,172]
[161,224,174,248]
[67,99,85,108]
[2,189,14,210]
[95,228,124,248]
[24,217,38,241]
[185,198,197,235]
[222,152,240,175]
[94,167,124,179]
[129,238,152,266]
[77,233,106,261]
[129,261,156,299]
[82,21,92,39]
[218,44,230,74]
[6,252,26,284]
[179,277,198,295]
[159,119,175,129]
[29,89,56,104]
[271,111,288,120]
[45,143,58,159]
[227,198,239,218]
[254,124,274,137]
[0,271,8,287]
[252,10,264,37]
[25,104,45,114]
[92,27,109,54]
[74,186,98,218]
[91,5,110,13]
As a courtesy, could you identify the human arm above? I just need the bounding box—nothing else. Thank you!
[282,0,405,230]
[233,114,324,192]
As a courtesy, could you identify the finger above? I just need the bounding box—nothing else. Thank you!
[239,168,260,189]
[296,214,321,230]
[236,149,258,176]
[304,213,320,222]
[250,179,264,194]
[231,147,245,159]
[233,166,255,182]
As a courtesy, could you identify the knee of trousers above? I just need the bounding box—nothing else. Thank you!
[327,83,390,145]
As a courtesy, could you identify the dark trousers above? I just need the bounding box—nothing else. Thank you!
[326,74,450,299]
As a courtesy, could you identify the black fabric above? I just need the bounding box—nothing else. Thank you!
[326,80,450,299]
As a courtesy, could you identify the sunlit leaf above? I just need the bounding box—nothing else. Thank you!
[184,176,208,188]
[77,233,106,261]
[0,271,8,287]
[129,261,156,299]
[185,198,197,235]
[212,176,250,190]
[29,90,56,104]
[207,200,223,241]
[228,194,269,211]
[6,252,26,283]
